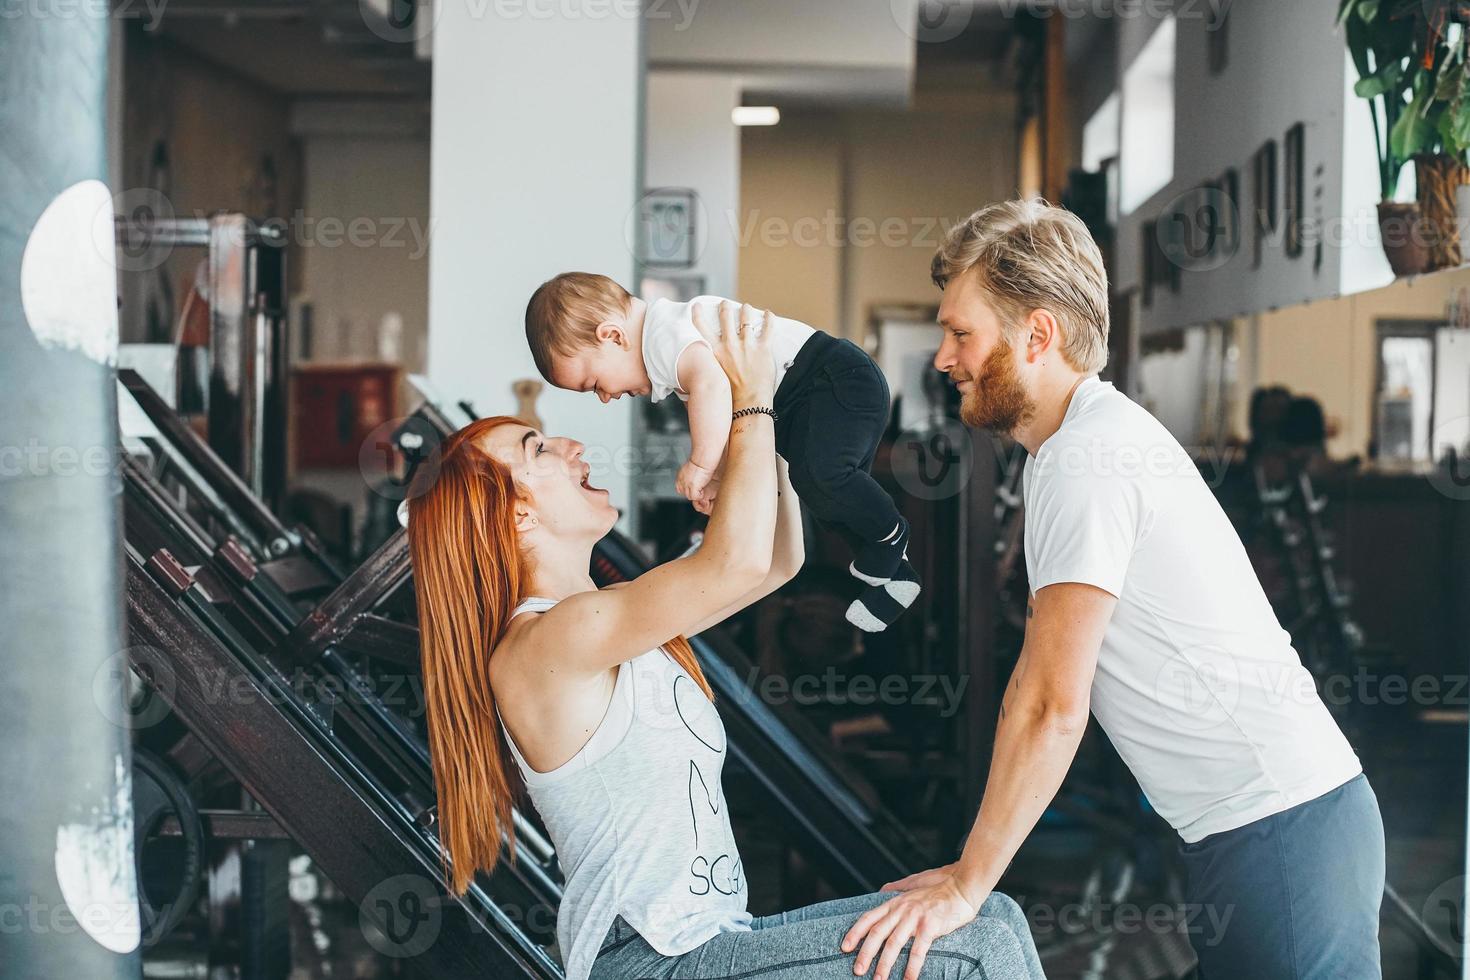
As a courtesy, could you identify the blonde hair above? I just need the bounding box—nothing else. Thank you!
[524,272,633,381]
[931,199,1110,374]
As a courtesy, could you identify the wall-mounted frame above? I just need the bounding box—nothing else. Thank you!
[1251,139,1279,268]
[1216,168,1241,259]
[1284,123,1305,259]
[637,188,699,268]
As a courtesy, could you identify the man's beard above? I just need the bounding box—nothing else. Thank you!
[958,338,1036,434]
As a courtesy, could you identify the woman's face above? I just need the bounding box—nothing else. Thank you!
[479,423,618,540]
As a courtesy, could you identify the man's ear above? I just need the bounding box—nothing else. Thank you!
[1025,309,1062,363]
[595,319,627,347]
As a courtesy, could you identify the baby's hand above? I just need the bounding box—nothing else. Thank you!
[691,475,721,516]
[676,459,715,503]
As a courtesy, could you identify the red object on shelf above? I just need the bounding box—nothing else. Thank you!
[292,363,399,469]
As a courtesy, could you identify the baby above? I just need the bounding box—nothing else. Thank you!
[524,272,919,632]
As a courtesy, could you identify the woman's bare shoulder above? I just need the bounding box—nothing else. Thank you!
[494,585,624,667]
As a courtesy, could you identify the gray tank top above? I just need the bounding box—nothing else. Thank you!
[501,597,751,980]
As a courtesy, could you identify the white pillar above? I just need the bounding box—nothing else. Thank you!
[427,1,642,515]
[644,71,741,298]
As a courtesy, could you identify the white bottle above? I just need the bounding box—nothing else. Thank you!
[378,311,404,363]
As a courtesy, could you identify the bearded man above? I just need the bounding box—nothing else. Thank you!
[840,200,1383,980]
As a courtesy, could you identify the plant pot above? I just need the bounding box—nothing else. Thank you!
[1378,202,1433,277]
[1414,153,1468,270]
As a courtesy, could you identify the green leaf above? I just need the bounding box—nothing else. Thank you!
[1437,108,1461,154]
[1356,58,1407,98]
[1434,48,1466,100]
[1390,70,1437,156]
[1391,96,1438,157]
[1449,97,1470,149]
[1345,16,1379,83]
[1359,0,1381,22]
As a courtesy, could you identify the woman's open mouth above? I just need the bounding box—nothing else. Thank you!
[580,468,607,495]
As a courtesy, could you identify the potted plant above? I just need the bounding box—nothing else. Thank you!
[1342,0,1470,273]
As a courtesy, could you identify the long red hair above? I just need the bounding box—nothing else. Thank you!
[406,415,712,895]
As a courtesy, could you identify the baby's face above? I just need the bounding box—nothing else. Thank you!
[551,342,651,404]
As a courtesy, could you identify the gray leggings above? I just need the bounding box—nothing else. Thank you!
[589,891,1046,979]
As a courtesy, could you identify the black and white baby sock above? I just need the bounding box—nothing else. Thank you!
[846,561,922,633]
[850,518,910,587]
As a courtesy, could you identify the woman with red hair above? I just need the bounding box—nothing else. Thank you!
[406,301,1041,980]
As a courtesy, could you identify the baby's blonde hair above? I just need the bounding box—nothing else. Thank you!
[524,272,633,381]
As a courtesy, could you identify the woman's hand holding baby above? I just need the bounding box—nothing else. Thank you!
[691,300,775,408]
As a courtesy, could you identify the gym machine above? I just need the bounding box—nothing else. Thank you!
[117,370,934,975]
[123,539,561,977]
[115,214,290,513]
[1251,461,1365,680]
[120,426,564,975]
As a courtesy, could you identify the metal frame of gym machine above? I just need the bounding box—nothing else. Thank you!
[120,401,564,975]
[124,545,560,977]
[116,213,289,514]
[119,368,934,973]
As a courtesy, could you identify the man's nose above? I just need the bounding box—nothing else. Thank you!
[933,344,953,373]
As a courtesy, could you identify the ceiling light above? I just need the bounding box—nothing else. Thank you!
[732,106,780,127]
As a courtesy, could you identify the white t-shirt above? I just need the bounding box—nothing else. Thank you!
[641,295,816,403]
[1023,377,1361,843]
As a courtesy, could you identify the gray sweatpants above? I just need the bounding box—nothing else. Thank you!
[590,891,1046,979]
[1180,774,1385,979]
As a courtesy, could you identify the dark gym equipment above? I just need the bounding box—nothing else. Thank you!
[117,369,933,976]
[115,215,291,513]
[1251,461,1364,679]
[119,424,564,970]
[132,748,207,947]
[124,543,561,977]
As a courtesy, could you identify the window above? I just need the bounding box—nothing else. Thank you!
[1120,16,1177,215]
[1374,321,1438,463]
[1082,91,1119,173]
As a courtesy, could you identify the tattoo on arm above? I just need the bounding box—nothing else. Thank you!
[1000,675,1019,721]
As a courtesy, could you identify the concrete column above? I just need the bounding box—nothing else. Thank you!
[0,6,141,977]
[426,1,643,516]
